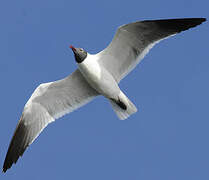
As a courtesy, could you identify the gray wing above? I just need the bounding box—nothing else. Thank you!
[3,70,98,172]
[97,18,206,82]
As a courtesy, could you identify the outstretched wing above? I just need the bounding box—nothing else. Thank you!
[3,70,98,172]
[97,18,206,82]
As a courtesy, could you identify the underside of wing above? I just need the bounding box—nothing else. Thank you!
[3,70,98,172]
[97,18,206,82]
[2,104,54,173]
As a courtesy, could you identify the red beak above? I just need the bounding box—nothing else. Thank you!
[69,45,76,52]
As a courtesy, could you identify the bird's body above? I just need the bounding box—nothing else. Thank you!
[3,18,206,172]
[78,54,120,99]
[78,52,137,117]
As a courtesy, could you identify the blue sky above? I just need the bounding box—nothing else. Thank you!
[0,0,208,179]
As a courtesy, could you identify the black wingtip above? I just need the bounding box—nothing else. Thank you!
[2,165,8,173]
[159,18,206,29]
[143,18,206,34]
[2,117,29,173]
[200,18,207,22]
[2,168,6,173]
[2,160,11,173]
[187,17,207,26]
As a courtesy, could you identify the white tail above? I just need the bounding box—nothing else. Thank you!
[109,91,137,120]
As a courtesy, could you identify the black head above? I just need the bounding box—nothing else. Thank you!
[70,45,87,63]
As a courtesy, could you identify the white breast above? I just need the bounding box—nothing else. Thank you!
[78,54,102,83]
[77,54,120,98]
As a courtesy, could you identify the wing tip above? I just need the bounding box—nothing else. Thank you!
[2,168,7,173]
[143,17,207,23]
[2,117,28,173]
[154,18,206,32]
[198,17,207,22]
[2,155,11,173]
[2,150,19,173]
[2,158,14,173]
[2,143,28,173]
[2,164,11,173]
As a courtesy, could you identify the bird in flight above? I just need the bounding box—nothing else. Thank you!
[3,18,206,172]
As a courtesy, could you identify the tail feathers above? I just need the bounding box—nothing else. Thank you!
[113,99,127,110]
[109,92,137,120]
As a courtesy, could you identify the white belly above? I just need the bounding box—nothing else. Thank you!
[78,54,120,98]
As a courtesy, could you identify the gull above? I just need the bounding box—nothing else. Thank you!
[3,18,206,172]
